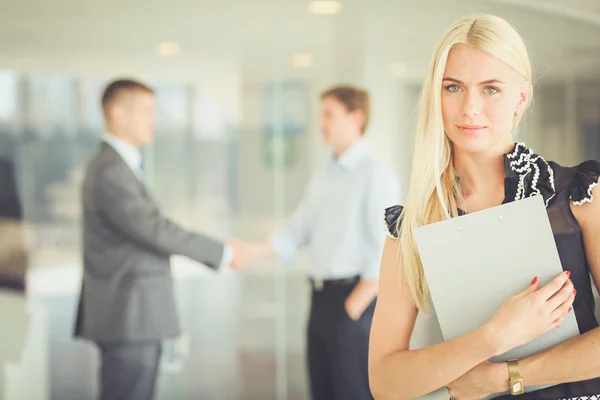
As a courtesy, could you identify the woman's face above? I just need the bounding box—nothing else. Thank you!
[441,44,529,155]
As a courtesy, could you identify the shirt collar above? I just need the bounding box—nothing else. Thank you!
[102,132,143,174]
[330,140,369,171]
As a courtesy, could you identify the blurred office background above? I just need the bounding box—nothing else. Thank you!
[0,0,599,399]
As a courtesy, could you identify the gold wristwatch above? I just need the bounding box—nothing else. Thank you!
[508,359,525,395]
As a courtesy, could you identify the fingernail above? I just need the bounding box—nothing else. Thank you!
[573,289,577,295]
[565,271,571,277]
[569,307,572,312]
[531,276,538,285]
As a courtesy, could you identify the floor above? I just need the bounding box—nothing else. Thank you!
[44,269,311,400]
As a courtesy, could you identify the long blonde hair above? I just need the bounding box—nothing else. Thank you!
[399,14,533,313]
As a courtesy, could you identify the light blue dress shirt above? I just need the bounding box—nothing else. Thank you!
[269,140,401,280]
[102,132,233,268]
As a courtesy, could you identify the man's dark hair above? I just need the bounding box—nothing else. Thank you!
[321,85,370,134]
[101,78,154,117]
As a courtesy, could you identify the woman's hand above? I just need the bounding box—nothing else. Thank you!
[486,270,575,356]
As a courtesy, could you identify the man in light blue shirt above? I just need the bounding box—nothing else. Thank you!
[237,85,400,400]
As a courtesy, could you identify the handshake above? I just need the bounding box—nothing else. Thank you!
[224,239,273,270]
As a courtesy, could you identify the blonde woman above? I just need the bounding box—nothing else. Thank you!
[368,14,600,400]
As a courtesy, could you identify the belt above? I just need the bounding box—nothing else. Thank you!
[309,275,359,291]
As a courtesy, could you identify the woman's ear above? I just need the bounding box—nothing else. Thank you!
[516,80,533,114]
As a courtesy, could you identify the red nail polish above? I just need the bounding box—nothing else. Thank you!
[573,289,577,295]
[565,271,571,277]
[569,307,572,312]
[531,277,538,285]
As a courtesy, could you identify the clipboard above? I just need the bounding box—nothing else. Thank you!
[413,195,579,396]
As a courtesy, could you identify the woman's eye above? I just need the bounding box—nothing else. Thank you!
[484,86,499,95]
[446,85,461,93]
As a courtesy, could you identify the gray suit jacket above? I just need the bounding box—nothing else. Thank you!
[74,143,225,343]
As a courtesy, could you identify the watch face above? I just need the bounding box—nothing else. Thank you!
[511,379,525,395]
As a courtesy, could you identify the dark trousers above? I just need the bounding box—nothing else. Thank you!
[97,341,162,400]
[307,278,376,400]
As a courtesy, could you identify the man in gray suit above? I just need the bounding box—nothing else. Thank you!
[74,79,245,400]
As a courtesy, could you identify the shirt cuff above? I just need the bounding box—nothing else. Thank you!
[218,244,233,269]
[268,233,297,266]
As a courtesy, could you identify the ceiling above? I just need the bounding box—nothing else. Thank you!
[0,0,599,83]
[495,0,600,23]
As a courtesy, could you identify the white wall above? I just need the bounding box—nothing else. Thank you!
[2,0,600,222]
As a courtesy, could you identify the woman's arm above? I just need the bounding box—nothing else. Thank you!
[368,237,499,399]
[369,237,574,400]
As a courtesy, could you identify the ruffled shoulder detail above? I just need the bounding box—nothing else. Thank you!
[570,160,600,206]
[384,205,404,239]
[504,142,556,206]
